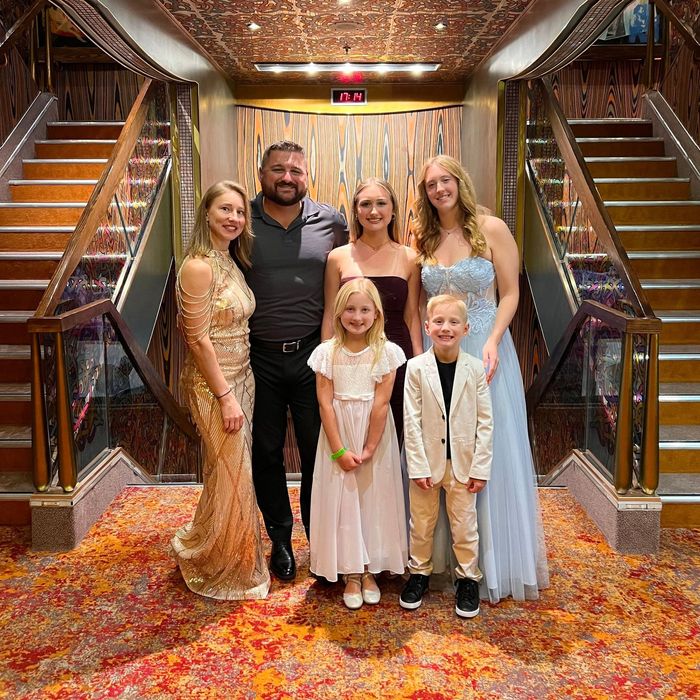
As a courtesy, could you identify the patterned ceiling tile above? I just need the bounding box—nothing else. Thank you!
[156,0,536,83]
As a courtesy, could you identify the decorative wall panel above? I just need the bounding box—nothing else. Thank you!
[147,262,184,404]
[235,106,462,244]
[54,64,143,121]
[0,1,40,147]
[551,59,647,119]
[511,268,549,391]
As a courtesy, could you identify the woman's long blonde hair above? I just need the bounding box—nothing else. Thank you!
[185,180,254,268]
[414,155,486,264]
[349,177,401,243]
[331,278,386,365]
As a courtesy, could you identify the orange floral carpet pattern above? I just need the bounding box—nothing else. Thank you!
[0,487,698,699]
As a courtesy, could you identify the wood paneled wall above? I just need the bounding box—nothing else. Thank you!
[235,106,463,244]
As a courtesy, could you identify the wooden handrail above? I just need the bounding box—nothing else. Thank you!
[29,298,196,440]
[34,77,155,316]
[655,0,700,56]
[0,0,46,55]
[538,77,656,319]
[526,300,661,417]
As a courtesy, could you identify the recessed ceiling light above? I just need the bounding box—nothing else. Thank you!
[247,21,261,31]
[434,21,447,31]
[254,62,440,74]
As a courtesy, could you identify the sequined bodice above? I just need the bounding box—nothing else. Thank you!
[421,257,497,335]
[206,252,255,348]
[178,251,256,383]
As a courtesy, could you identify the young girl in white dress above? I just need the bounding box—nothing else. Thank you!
[308,278,408,609]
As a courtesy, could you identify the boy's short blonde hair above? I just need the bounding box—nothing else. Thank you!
[426,294,468,323]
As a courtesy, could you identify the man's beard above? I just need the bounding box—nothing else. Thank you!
[261,181,307,206]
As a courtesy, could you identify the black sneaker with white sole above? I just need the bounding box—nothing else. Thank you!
[399,573,430,609]
[455,578,480,618]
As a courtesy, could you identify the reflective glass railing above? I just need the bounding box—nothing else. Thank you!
[54,82,171,314]
[30,301,200,491]
[526,78,637,314]
[528,303,659,495]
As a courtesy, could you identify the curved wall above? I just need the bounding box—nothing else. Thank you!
[95,0,236,188]
[462,0,591,210]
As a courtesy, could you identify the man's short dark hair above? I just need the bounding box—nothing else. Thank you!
[260,140,306,170]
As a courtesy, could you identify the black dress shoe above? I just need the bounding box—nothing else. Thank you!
[270,540,296,581]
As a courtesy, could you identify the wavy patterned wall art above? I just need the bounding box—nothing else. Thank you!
[55,65,143,121]
[551,60,648,119]
[0,1,39,148]
[235,106,462,244]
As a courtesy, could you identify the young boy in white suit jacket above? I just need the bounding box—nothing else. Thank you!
[401,294,493,618]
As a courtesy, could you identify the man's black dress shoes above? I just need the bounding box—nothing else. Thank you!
[270,540,296,580]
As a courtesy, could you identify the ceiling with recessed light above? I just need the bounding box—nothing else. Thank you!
[155,0,536,84]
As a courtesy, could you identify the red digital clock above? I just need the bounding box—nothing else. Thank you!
[331,88,367,105]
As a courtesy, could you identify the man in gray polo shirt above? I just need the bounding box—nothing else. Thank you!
[239,140,347,581]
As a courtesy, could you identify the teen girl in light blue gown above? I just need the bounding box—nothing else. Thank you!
[414,155,549,603]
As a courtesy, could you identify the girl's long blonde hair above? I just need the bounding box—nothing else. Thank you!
[349,177,402,243]
[331,278,386,365]
[414,155,486,264]
[185,180,254,268]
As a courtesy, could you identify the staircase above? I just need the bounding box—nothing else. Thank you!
[0,121,123,525]
[570,118,700,527]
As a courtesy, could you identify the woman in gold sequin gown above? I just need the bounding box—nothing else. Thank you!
[171,181,270,600]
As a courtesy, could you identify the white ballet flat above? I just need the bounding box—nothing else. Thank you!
[361,572,381,605]
[343,574,363,610]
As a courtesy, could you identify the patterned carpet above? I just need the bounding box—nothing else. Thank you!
[0,487,698,699]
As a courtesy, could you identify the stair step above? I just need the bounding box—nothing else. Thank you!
[659,383,700,424]
[616,225,700,251]
[642,279,700,310]
[586,157,678,178]
[660,425,700,473]
[568,118,654,138]
[0,468,33,492]
[658,310,700,344]
[35,140,116,159]
[0,203,85,226]
[0,425,33,484]
[0,382,31,426]
[660,344,700,382]
[605,201,700,226]
[0,491,31,525]
[628,251,700,278]
[0,280,48,311]
[0,225,73,252]
[659,494,700,527]
[46,121,124,140]
[9,180,98,202]
[0,312,32,344]
[594,178,691,201]
[23,158,108,179]
[577,137,666,157]
[0,344,31,382]
[0,252,62,280]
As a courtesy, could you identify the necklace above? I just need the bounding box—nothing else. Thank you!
[358,237,391,253]
[440,225,463,237]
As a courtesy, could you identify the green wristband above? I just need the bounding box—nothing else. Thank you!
[330,447,347,461]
